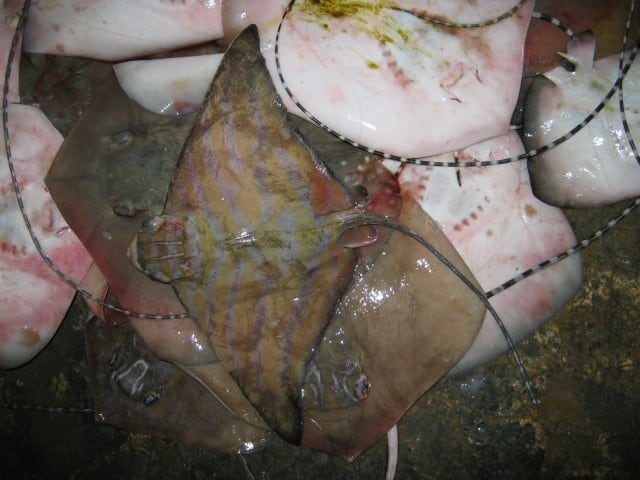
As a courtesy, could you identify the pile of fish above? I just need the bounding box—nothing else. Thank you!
[1,0,638,477]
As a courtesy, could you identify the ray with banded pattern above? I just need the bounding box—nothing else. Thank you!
[130,26,365,442]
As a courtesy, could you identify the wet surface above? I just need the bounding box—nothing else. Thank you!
[1,51,639,480]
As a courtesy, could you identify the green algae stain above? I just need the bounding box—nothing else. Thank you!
[293,0,431,75]
[295,0,420,50]
[299,0,385,19]
[396,26,411,43]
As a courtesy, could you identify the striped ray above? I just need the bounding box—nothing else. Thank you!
[130,26,365,442]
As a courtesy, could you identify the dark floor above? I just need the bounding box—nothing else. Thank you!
[1,52,639,480]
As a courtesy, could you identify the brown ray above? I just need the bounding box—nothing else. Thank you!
[300,193,485,459]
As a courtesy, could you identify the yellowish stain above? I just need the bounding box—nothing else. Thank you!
[524,203,538,217]
[51,372,70,400]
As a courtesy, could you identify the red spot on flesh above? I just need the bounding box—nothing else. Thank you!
[451,204,484,232]
[173,100,199,115]
[16,326,41,347]
[1,242,23,256]
[328,85,346,104]
[381,45,412,88]
[441,62,465,88]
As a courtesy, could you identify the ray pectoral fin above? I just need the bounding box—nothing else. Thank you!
[337,224,378,249]
[129,214,201,283]
[206,245,357,443]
